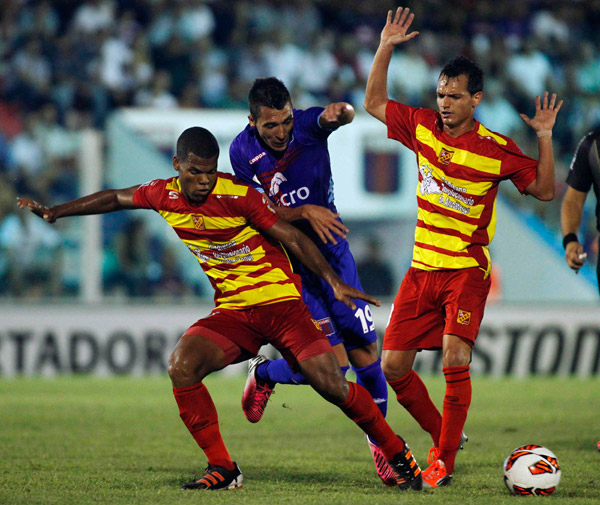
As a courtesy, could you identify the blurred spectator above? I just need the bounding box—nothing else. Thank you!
[0,190,63,298]
[475,78,525,139]
[356,237,395,298]
[104,217,160,297]
[71,0,116,35]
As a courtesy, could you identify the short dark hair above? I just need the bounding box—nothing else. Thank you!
[439,56,484,95]
[248,77,292,119]
[176,127,219,160]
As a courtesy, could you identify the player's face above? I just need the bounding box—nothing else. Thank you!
[436,74,482,132]
[249,102,294,152]
[173,152,218,204]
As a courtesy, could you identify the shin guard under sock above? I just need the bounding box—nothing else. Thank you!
[388,370,442,445]
[173,382,234,470]
[438,366,471,474]
[338,382,404,460]
[352,358,388,417]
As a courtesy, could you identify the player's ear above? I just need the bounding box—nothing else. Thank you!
[248,114,256,127]
[172,155,180,173]
[472,91,482,108]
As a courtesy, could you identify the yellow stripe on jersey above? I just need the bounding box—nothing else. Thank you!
[414,226,471,252]
[166,176,250,197]
[213,177,250,196]
[477,124,508,145]
[486,197,498,244]
[417,207,478,237]
[416,124,502,174]
[217,281,300,308]
[411,245,481,271]
[159,210,248,230]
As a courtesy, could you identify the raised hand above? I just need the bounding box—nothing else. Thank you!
[380,7,419,47]
[519,91,563,135]
[16,197,57,223]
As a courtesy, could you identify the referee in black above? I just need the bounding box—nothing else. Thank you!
[561,127,600,292]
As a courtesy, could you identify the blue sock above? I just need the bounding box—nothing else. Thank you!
[352,358,388,417]
[256,359,351,385]
[353,358,388,446]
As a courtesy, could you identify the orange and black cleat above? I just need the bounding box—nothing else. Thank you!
[182,462,243,490]
[388,437,423,491]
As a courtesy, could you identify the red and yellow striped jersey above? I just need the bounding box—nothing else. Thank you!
[386,100,538,276]
[133,173,302,309]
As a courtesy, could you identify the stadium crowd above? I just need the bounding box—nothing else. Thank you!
[1,0,599,299]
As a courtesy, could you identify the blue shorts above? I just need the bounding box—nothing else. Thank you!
[292,241,378,350]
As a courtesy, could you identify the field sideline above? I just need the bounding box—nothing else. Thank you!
[1,374,598,504]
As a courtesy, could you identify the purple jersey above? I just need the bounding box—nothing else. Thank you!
[229,107,343,253]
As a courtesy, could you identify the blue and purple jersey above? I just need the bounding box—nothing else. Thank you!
[229,107,343,254]
[230,106,376,349]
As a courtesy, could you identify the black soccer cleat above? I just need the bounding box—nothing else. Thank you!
[181,462,243,490]
[388,437,423,491]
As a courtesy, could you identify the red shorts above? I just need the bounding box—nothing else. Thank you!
[184,299,332,369]
[383,267,490,351]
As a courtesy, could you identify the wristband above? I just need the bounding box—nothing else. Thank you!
[536,130,552,138]
[562,233,578,250]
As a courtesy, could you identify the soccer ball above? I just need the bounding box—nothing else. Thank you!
[503,445,561,496]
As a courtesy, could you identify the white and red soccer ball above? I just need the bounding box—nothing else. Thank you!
[503,445,561,496]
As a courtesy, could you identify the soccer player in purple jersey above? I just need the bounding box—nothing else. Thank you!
[229,77,396,486]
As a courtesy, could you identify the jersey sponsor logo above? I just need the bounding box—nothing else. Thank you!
[280,186,310,206]
[216,194,239,199]
[457,309,472,325]
[192,215,205,230]
[419,162,441,196]
[438,147,454,165]
[269,172,287,197]
[168,190,180,199]
[249,152,267,165]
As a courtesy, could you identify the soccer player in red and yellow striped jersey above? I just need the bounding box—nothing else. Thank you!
[364,7,563,488]
[17,126,424,491]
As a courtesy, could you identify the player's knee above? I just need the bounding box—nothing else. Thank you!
[318,375,349,405]
[442,342,471,367]
[168,348,207,386]
[381,356,412,382]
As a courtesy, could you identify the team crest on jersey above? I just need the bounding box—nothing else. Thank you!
[262,194,276,213]
[457,309,471,325]
[438,147,454,165]
[311,318,322,332]
[191,215,205,230]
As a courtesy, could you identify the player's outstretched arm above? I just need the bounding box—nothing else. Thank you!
[364,6,419,123]
[521,91,563,201]
[561,186,587,271]
[264,218,380,310]
[319,103,355,129]
[16,186,140,223]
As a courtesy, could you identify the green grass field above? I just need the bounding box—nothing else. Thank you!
[1,374,598,505]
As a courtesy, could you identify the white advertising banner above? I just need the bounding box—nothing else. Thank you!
[0,304,599,377]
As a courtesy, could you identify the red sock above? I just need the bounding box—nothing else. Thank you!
[388,370,442,445]
[339,382,404,459]
[173,382,234,470]
[438,366,471,474]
